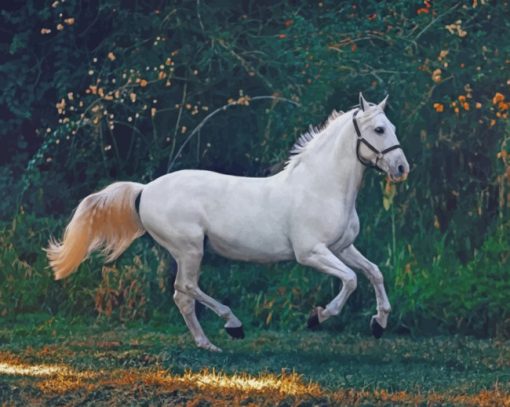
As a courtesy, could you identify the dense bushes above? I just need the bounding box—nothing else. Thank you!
[0,1,509,336]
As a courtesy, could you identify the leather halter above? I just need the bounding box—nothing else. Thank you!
[352,109,402,171]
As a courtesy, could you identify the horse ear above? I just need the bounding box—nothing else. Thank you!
[378,94,389,111]
[359,92,368,111]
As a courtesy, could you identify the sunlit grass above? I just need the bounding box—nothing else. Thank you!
[0,362,63,377]
[1,357,510,406]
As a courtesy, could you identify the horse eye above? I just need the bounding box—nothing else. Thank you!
[374,127,385,134]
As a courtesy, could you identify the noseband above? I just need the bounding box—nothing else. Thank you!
[352,109,402,171]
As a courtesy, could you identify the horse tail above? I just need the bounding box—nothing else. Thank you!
[46,181,146,280]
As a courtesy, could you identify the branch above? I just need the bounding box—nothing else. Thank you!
[413,3,461,42]
[166,95,300,172]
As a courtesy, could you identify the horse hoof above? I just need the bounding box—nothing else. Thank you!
[370,317,384,339]
[307,307,322,330]
[225,325,245,339]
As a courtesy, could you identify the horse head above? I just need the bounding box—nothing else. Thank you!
[354,93,409,182]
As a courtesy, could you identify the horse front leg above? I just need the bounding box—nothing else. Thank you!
[295,244,358,328]
[338,244,391,338]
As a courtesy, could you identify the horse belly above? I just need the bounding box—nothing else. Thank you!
[206,221,294,262]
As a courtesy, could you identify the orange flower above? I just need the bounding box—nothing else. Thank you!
[498,102,509,111]
[458,95,466,103]
[492,92,505,105]
[433,103,444,112]
[139,79,148,87]
[497,150,508,160]
[475,102,482,109]
[463,102,470,110]
[438,50,449,60]
[431,69,442,83]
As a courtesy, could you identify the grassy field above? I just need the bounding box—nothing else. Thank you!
[1,314,510,406]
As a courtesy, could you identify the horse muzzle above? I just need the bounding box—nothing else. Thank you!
[388,157,409,182]
[379,150,409,183]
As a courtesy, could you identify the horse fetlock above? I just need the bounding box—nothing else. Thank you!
[378,305,392,315]
[196,338,222,352]
[218,305,233,320]
[224,316,242,328]
[324,304,342,317]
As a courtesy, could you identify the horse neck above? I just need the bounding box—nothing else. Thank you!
[285,113,366,204]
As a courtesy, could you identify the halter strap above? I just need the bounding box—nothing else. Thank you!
[352,109,402,171]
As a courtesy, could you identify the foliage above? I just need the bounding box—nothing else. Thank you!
[393,220,510,337]
[0,1,509,335]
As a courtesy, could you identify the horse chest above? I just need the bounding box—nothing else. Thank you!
[327,210,360,251]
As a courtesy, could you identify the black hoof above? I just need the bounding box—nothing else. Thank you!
[307,308,322,331]
[370,317,384,339]
[225,326,245,339]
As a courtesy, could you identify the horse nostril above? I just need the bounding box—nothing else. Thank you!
[398,164,405,175]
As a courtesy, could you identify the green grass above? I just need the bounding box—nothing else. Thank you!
[1,313,510,405]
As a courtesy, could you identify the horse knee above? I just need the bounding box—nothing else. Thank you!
[344,273,357,292]
[369,265,384,285]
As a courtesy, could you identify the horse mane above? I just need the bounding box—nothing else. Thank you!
[286,109,345,168]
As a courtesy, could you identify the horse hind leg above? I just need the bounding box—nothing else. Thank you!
[174,248,244,348]
[173,290,221,352]
[185,284,244,339]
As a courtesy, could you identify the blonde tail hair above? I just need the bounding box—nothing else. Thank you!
[46,182,145,280]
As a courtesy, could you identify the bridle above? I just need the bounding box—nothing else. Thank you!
[352,109,402,171]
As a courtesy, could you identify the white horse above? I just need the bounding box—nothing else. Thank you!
[47,93,409,352]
